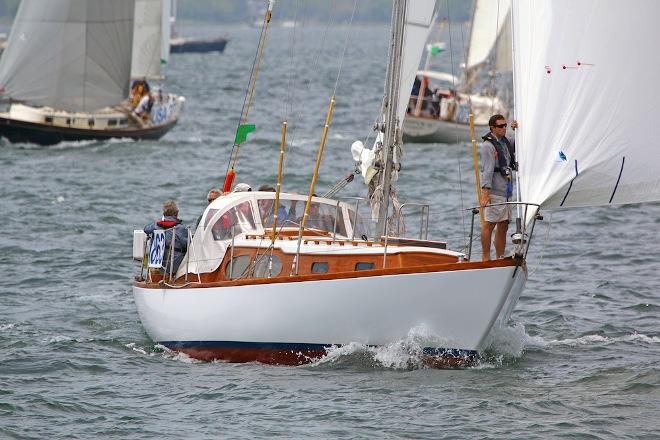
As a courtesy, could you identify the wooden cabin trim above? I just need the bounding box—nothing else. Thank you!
[135,255,522,290]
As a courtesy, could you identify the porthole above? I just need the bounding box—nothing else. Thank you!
[311,262,329,273]
[253,254,282,278]
[355,262,375,271]
[225,255,251,280]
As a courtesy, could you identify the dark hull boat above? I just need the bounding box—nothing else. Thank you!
[0,112,178,146]
[170,37,227,54]
[0,1,185,146]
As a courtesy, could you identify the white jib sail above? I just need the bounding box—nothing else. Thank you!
[0,0,135,113]
[513,0,660,211]
[395,0,437,129]
[132,0,166,79]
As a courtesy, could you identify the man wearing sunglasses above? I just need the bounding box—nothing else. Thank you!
[480,114,518,261]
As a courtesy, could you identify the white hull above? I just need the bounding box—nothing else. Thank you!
[133,264,526,362]
[402,115,486,144]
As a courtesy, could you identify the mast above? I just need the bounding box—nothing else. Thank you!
[375,0,407,239]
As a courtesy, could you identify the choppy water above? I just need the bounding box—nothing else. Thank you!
[1,19,659,439]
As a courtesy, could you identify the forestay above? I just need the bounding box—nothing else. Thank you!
[132,0,170,79]
[513,0,660,211]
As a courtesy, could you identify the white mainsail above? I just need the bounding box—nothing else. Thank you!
[0,0,135,113]
[513,0,660,211]
[132,0,169,79]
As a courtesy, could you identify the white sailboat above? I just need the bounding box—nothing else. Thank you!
[0,0,184,146]
[131,0,530,367]
[402,0,511,143]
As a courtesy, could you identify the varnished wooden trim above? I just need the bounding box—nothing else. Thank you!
[135,256,523,290]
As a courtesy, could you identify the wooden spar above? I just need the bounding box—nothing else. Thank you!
[299,95,336,233]
[414,77,427,117]
[469,113,485,227]
[271,120,288,244]
[292,95,336,275]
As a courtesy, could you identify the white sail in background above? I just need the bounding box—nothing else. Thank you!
[395,0,437,129]
[466,0,511,72]
[132,0,168,79]
[161,0,172,65]
[0,0,135,113]
[513,0,660,211]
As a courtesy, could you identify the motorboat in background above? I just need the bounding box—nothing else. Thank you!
[0,0,184,146]
[168,0,227,54]
[402,0,512,143]
[170,36,227,54]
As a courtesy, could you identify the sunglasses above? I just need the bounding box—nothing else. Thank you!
[494,123,507,128]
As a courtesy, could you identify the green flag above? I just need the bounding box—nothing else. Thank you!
[427,43,446,56]
[234,124,256,144]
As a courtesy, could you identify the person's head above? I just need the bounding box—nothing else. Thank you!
[489,114,508,137]
[258,184,276,192]
[162,200,179,218]
[207,188,221,204]
[232,183,252,193]
[258,198,274,216]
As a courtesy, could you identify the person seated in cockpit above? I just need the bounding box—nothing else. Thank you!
[257,185,289,228]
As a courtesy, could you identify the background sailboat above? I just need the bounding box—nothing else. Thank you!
[402,0,512,143]
[0,0,183,145]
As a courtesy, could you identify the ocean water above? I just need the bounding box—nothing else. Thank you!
[1,19,659,440]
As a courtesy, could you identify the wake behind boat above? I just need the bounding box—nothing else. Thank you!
[0,0,184,146]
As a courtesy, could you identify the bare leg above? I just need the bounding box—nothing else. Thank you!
[481,222,496,261]
[494,220,509,258]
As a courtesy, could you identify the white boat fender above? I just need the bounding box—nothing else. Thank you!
[132,230,147,260]
[350,140,378,184]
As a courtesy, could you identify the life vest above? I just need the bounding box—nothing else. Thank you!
[482,132,516,177]
[157,219,179,229]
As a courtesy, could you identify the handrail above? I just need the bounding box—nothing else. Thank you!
[464,201,543,261]
[397,202,430,240]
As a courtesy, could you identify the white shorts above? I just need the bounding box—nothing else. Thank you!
[485,194,512,223]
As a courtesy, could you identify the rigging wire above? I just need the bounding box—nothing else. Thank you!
[444,0,468,251]
[332,0,359,96]
[225,1,274,177]
[287,0,337,153]
[283,0,301,123]
[489,0,501,115]
[528,212,553,276]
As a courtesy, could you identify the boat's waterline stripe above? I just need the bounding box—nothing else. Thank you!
[160,340,478,357]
